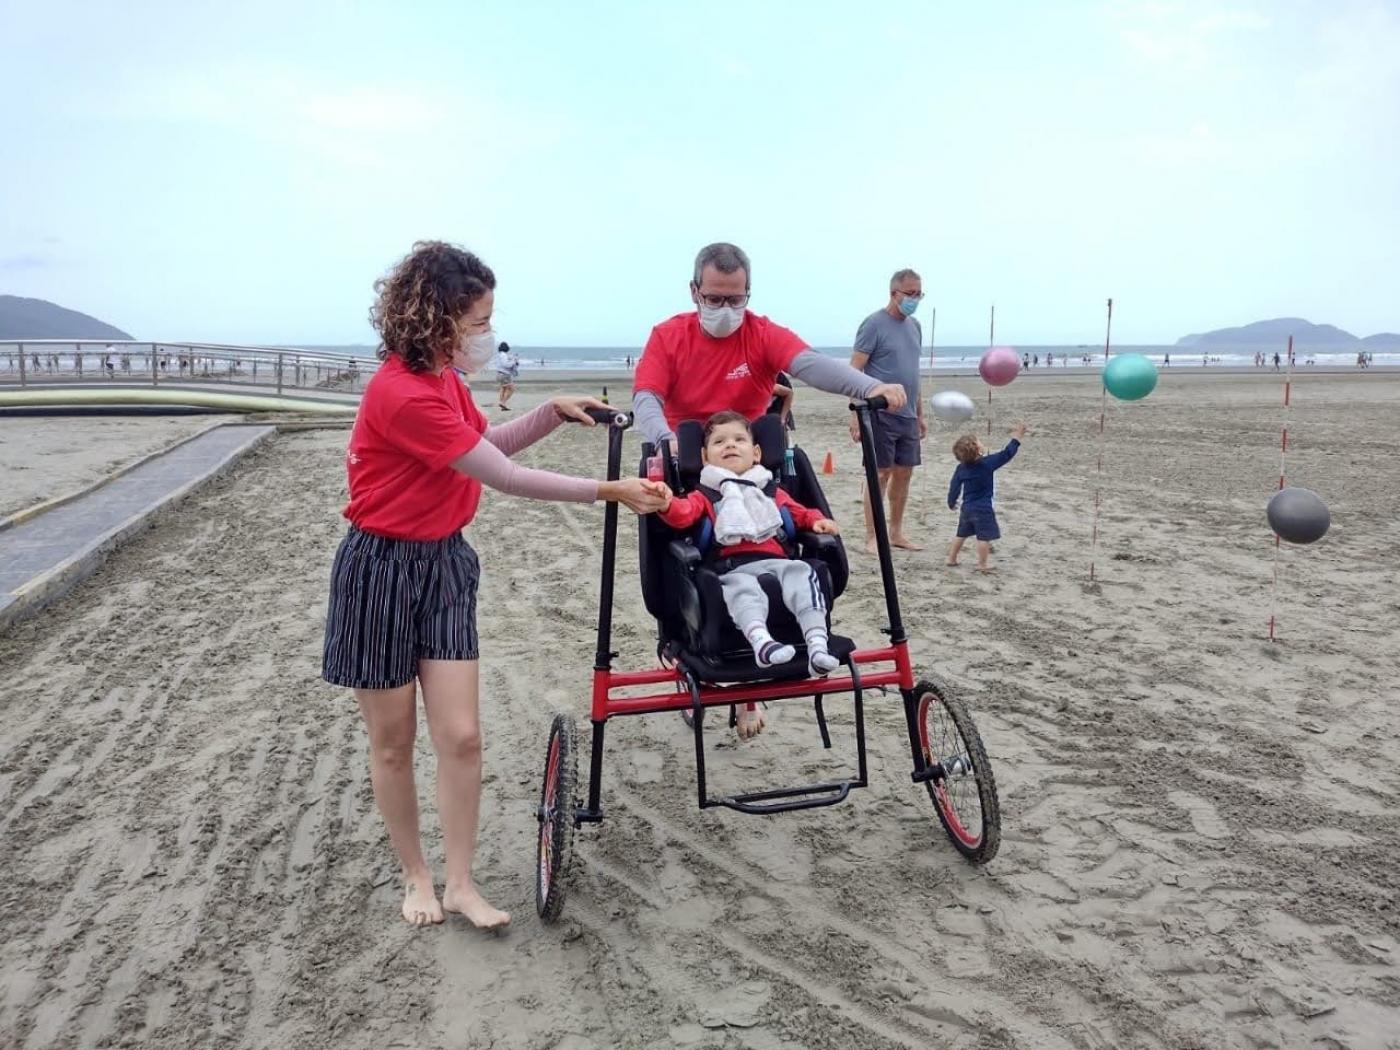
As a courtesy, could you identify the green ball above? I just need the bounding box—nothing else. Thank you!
[1103,353,1159,401]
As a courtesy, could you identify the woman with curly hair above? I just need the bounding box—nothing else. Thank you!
[322,241,667,929]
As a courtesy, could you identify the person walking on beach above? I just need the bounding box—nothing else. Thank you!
[323,241,668,930]
[631,242,908,452]
[849,268,928,552]
[492,340,519,411]
[946,423,1030,573]
[1273,351,1281,370]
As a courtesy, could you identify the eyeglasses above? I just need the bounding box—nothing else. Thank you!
[695,291,750,309]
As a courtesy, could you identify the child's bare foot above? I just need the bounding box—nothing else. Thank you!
[891,534,924,551]
[443,882,511,930]
[402,874,444,926]
[736,702,766,740]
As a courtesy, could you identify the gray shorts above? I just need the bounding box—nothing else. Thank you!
[871,412,922,469]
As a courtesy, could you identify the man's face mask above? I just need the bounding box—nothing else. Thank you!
[698,302,745,338]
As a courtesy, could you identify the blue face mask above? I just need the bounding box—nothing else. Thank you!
[898,295,920,317]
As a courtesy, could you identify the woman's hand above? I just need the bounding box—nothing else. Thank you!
[551,395,612,424]
[600,478,671,514]
[811,518,841,535]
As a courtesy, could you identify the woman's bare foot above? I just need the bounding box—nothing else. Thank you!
[402,874,444,926]
[736,702,766,740]
[945,559,959,567]
[443,882,511,930]
[976,565,998,574]
[864,535,878,554]
[891,534,925,551]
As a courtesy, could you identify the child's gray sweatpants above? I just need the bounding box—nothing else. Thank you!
[718,558,827,636]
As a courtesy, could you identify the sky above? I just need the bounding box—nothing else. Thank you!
[2,0,1397,347]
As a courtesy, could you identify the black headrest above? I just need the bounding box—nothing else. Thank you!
[676,420,704,487]
[751,414,786,472]
[675,414,786,490]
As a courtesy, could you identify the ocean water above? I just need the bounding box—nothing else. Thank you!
[8,342,1392,379]
[307,343,1395,372]
[292,343,1388,372]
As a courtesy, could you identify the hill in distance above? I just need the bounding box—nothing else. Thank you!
[1177,317,1398,348]
[0,295,133,340]
[1359,332,1400,347]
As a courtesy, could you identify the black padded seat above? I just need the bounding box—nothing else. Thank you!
[676,633,856,686]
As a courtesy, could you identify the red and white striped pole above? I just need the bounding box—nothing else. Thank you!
[1089,298,1113,582]
[1267,335,1296,641]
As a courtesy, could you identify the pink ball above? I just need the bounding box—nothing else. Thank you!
[979,346,1021,387]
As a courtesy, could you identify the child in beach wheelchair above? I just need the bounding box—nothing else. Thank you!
[638,411,857,725]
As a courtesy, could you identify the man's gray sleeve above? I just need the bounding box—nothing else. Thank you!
[631,389,676,447]
[788,349,880,398]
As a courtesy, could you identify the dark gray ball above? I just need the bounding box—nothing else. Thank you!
[1267,486,1331,545]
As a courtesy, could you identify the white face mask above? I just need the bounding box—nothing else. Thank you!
[698,303,745,339]
[453,329,497,373]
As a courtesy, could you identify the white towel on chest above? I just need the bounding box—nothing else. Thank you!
[700,464,784,546]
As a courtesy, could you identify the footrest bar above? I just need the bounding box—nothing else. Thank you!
[712,778,860,815]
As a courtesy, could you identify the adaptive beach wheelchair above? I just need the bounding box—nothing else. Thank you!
[535,397,1002,922]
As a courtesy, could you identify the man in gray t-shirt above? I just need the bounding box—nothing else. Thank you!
[850,268,928,552]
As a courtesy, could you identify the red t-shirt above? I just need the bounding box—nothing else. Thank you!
[633,311,807,430]
[343,355,486,540]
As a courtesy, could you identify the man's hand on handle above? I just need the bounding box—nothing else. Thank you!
[868,383,908,413]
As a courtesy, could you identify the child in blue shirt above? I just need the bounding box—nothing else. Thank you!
[947,423,1030,572]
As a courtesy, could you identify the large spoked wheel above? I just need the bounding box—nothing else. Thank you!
[536,714,578,923]
[914,678,1001,864]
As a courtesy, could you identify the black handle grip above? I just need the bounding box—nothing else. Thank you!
[849,394,889,413]
[579,407,632,428]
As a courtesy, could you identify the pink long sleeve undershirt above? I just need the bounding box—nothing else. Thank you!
[481,401,562,457]
[452,404,599,503]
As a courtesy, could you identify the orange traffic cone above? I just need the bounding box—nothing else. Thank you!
[821,450,835,474]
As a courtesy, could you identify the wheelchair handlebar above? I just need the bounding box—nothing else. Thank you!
[849,394,889,413]
[578,407,633,428]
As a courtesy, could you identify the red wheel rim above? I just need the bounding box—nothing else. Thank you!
[538,735,560,894]
[917,692,983,849]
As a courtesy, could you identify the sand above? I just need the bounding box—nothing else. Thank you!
[0,416,230,520]
[0,372,1397,1050]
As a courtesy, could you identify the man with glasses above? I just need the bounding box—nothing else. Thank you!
[632,242,907,450]
[849,269,927,552]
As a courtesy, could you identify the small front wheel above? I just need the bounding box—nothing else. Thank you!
[536,714,578,922]
[914,678,1001,864]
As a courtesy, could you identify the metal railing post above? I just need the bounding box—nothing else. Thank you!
[277,352,284,395]
[151,344,158,386]
[18,342,26,387]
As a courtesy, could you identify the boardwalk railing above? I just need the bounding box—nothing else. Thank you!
[0,340,379,397]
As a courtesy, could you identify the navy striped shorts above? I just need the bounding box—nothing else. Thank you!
[322,527,481,690]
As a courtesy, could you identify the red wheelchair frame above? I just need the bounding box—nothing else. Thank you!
[536,398,1001,922]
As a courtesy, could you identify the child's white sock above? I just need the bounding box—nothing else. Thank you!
[744,623,795,667]
[804,628,840,674]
